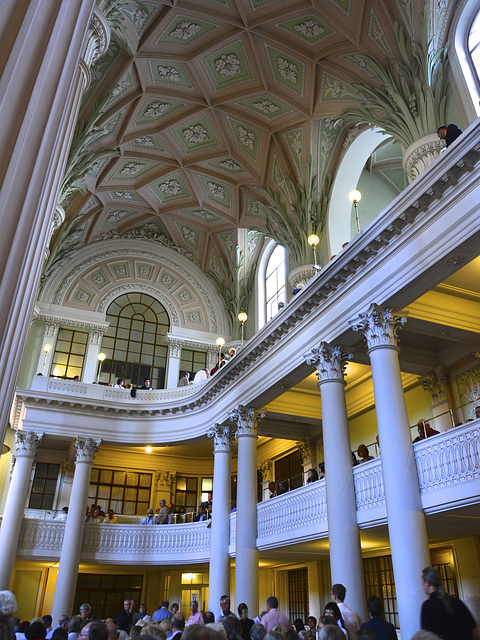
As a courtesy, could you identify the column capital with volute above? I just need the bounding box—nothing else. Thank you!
[14,430,43,457]
[350,303,407,353]
[306,342,352,385]
[207,425,235,453]
[74,437,101,463]
[229,406,265,437]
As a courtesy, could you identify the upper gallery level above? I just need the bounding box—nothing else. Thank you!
[12,418,480,564]
[14,119,480,445]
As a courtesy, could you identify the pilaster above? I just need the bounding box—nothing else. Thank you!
[420,366,453,431]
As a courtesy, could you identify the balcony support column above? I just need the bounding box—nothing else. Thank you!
[230,406,264,615]
[351,305,430,640]
[52,437,100,620]
[306,344,367,622]
[207,425,234,618]
[0,430,42,589]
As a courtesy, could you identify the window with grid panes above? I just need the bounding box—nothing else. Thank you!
[28,462,60,509]
[175,476,198,513]
[266,245,286,320]
[50,328,88,379]
[74,573,143,619]
[468,10,480,88]
[431,547,458,597]
[88,468,152,515]
[275,449,303,491]
[363,555,398,628]
[101,293,169,388]
[288,568,308,623]
[180,349,207,379]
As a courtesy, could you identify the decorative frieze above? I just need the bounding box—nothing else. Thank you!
[305,342,352,384]
[74,437,100,463]
[14,430,43,457]
[350,304,406,352]
[229,406,265,437]
[207,425,235,453]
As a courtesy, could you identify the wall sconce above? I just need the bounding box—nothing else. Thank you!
[97,352,106,383]
[349,189,362,233]
[42,343,52,376]
[216,337,225,362]
[238,311,248,346]
[307,234,321,271]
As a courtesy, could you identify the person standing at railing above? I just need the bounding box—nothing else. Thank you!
[413,421,439,443]
[140,509,156,525]
[140,379,153,390]
[157,500,168,524]
[177,372,191,387]
[357,445,374,464]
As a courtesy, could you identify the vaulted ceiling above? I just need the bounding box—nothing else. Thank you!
[57,0,454,278]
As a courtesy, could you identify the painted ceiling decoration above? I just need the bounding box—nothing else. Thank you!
[43,0,455,327]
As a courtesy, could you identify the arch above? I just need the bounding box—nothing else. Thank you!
[326,127,386,256]
[38,239,230,336]
[255,238,276,331]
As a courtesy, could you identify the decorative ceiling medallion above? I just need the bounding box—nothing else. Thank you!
[201,40,254,92]
[102,208,134,227]
[235,94,292,120]
[149,172,191,204]
[176,287,194,303]
[227,117,260,161]
[318,71,359,103]
[111,159,158,181]
[74,288,92,304]
[207,158,247,174]
[136,264,153,279]
[171,114,220,154]
[135,98,184,125]
[180,207,222,222]
[158,270,178,289]
[276,15,335,45]
[155,15,219,47]
[243,193,266,218]
[265,44,305,96]
[108,190,143,202]
[90,271,108,288]
[130,136,165,152]
[174,221,201,251]
[148,60,193,89]
[186,310,202,324]
[198,174,232,208]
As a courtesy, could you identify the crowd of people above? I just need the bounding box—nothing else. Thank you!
[0,570,477,640]
[179,349,237,386]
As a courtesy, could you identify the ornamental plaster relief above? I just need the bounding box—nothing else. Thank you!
[38,240,230,335]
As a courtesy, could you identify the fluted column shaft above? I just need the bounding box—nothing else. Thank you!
[0,431,42,589]
[230,406,264,616]
[52,438,100,620]
[208,425,234,618]
[351,305,429,640]
[0,0,97,444]
[306,344,366,621]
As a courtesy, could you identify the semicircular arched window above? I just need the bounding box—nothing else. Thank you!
[100,293,169,388]
[265,244,286,321]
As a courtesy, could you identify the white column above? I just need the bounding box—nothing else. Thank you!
[52,437,100,620]
[207,425,234,618]
[351,305,430,640]
[0,0,105,444]
[83,328,107,383]
[165,341,182,389]
[420,366,454,431]
[36,322,59,376]
[306,343,367,622]
[0,430,42,589]
[230,406,264,616]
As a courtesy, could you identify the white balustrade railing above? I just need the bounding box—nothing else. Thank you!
[415,422,480,495]
[13,423,480,560]
[353,459,385,511]
[256,481,327,548]
[30,375,208,404]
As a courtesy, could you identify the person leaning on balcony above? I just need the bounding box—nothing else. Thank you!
[357,445,374,464]
[103,509,118,524]
[437,125,463,148]
[157,500,169,524]
[140,509,156,525]
[413,421,439,443]
[177,372,191,387]
[306,468,318,483]
[114,379,124,388]
[474,406,480,420]
[140,379,153,390]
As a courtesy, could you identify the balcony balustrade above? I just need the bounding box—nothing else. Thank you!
[11,421,479,563]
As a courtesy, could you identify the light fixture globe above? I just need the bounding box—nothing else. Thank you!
[349,189,361,203]
[238,312,248,323]
[97,352,106,362]
[216,337,225,348]
[307,234,320,247]
[43,343,52,353]
[96,352,107,383]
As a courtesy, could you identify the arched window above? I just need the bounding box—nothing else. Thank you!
[101,293,169,388]
[265,244,286,321]
[468,10,480,84]
[451,0,480,119]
